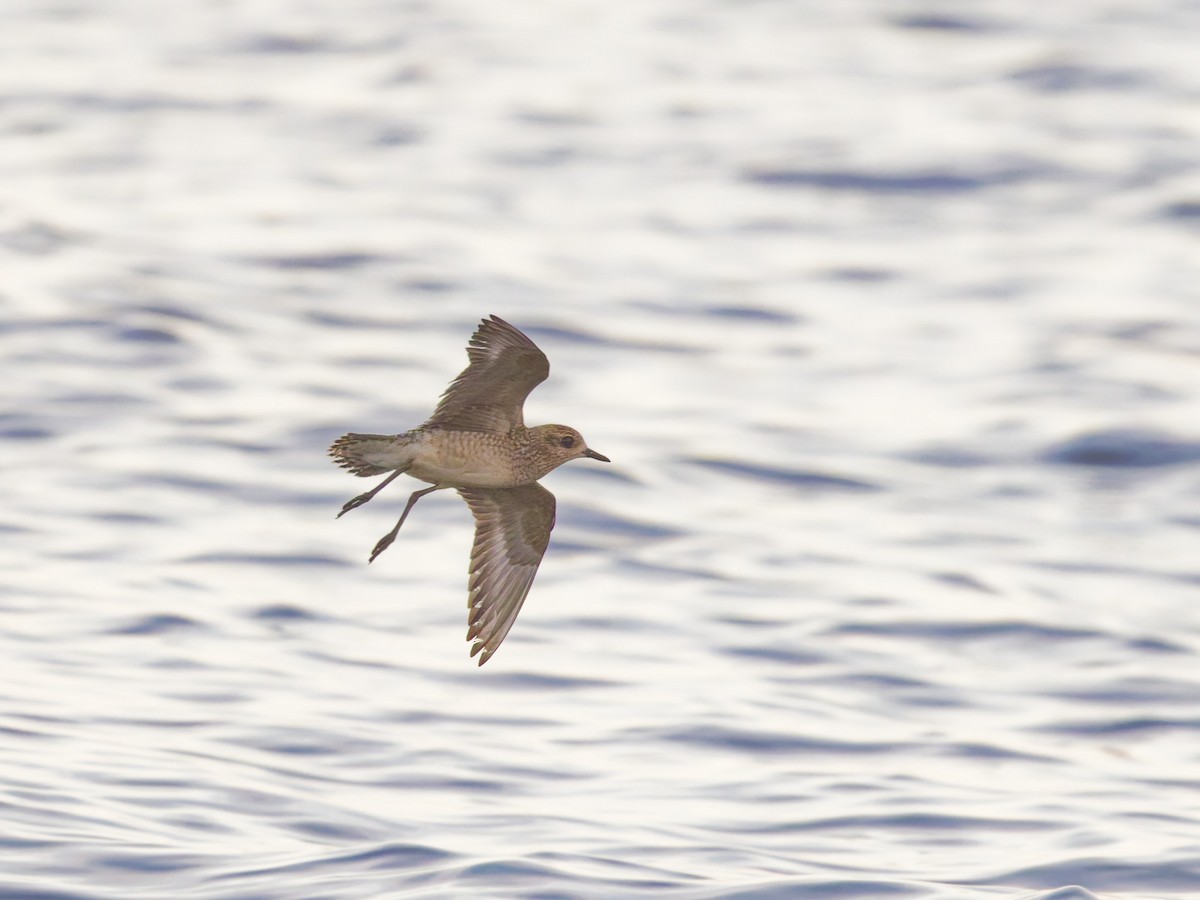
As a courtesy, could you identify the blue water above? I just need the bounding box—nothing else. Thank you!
[3,1,1200,898]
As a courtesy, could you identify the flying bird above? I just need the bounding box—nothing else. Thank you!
[329,315,609,665]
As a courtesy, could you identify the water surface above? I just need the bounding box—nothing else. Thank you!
[2,1,1200,898]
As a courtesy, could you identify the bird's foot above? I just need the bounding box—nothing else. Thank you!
[368,529,399,563]
[336,469,405,518]
[337,491,375,518]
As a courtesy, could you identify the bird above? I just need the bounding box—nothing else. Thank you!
[329,315,610,665]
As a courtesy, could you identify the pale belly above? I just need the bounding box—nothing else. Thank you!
[405,435,522,488]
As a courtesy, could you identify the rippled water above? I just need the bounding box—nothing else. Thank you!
[3,1,1200,898]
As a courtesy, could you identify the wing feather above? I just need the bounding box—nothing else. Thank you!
[457,484,556,664]
[427,316,549,433]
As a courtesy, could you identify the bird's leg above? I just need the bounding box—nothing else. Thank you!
[338,470,404,518]
[369,485,442,563]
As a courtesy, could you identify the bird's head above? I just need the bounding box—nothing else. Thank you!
[532,424,610,474]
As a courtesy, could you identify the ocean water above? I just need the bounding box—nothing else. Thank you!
[3,1,1200,898]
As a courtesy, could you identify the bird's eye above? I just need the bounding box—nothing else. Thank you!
[559,436,576,449]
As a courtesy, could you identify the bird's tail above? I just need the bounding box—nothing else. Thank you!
[329,433,410,477]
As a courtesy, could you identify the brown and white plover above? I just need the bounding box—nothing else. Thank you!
[329,315,609,665]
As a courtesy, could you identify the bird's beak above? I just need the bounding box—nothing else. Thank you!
[584,449,611,462]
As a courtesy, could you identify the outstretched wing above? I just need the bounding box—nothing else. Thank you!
[427,315,549,434]
[457,483,556,665]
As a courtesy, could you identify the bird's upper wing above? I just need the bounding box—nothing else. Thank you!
[427,315,550,433]
[458,483,556,665]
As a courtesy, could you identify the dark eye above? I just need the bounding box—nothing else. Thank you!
[559,436,576,449]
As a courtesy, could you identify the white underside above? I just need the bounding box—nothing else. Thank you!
[363,431,518,488]
[407,457,518,488]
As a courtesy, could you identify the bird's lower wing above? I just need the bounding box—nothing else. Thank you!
[457,484,556,665]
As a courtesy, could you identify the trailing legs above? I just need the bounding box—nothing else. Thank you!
[337,470,405,517]
[369,485,444,563]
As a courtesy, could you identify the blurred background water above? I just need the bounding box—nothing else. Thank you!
[2,1,1200,898]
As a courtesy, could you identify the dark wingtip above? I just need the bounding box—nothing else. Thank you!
[469,641,490,664]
